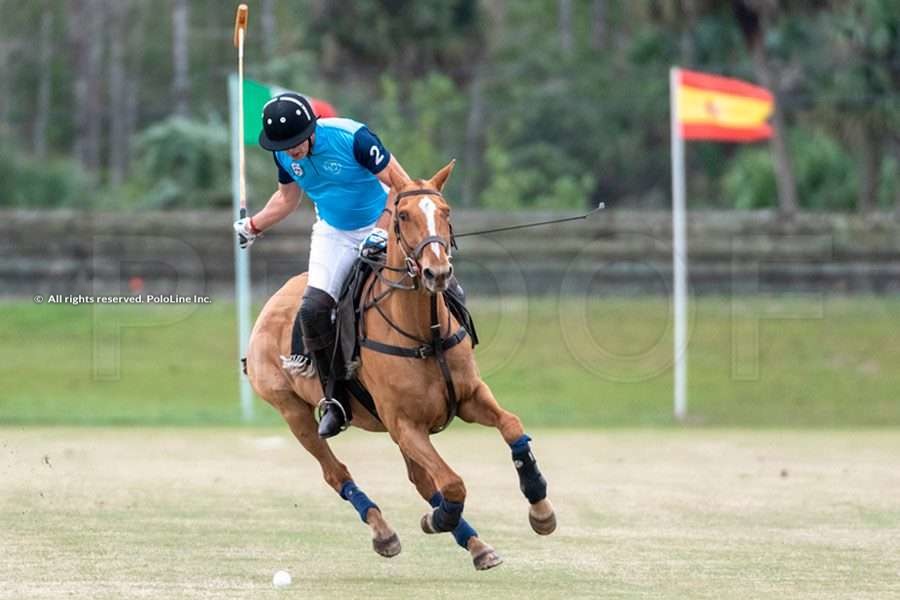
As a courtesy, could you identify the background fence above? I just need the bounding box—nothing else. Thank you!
[4,208,899,298]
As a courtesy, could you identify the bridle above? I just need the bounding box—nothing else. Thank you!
[392,188,456,282]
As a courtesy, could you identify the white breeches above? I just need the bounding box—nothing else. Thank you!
[307,219,374,301]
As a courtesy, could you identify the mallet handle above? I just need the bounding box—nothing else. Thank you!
[454,203,606,238]
[234,4,248,218]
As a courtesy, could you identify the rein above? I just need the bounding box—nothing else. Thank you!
[357,187,465,433]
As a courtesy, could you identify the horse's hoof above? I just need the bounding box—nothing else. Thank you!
[420,512,438,534]
[529,510,556,535]
[529,499,557,535]
[372,532,401,558]
[472,547,503,571]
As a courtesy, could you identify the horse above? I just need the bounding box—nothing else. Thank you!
[244,160,556,570]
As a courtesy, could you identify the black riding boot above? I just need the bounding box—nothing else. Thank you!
[299,287,352,438]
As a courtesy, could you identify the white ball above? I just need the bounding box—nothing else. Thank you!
[272,570,292,588]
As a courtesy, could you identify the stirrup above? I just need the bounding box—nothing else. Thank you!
[316,397,350,431]
[280,354,316,378]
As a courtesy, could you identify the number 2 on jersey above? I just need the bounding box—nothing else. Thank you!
[370,145,385,166]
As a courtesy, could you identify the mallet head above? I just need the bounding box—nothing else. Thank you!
[233,4,248,48]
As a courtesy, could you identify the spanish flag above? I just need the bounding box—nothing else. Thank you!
[675,69,773,142]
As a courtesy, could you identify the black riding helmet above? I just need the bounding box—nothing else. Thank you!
[259,92,317,151]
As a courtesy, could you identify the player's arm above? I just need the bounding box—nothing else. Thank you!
[250,182,302,231]
[351,126,411,230]
[374,156,410,229]
[375,155,410,191]
[233,183,301,249]
[233,157,303,248]
[251,156,303,231]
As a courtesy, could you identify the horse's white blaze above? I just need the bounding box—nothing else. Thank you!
[419,197,442,259]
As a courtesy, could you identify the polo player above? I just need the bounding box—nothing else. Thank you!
[233,92,410,438]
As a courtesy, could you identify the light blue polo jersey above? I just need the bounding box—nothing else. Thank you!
[273,118,391,230]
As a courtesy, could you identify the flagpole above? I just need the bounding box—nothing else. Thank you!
[229,73,254,421]
[670,67,688,422]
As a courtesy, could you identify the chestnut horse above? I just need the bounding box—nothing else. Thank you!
[245,160,556,570]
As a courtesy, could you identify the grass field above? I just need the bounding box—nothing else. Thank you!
[2,297,899,426]
[2,427,899,599]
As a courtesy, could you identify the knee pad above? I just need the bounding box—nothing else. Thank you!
[300,287,336,344]
[300,287,335,322]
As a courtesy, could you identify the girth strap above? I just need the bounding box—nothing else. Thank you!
[360,327,468,359]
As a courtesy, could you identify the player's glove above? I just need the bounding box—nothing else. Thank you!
[233,217,261,249]
[359,227,389,258]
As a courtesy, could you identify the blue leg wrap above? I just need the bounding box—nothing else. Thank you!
[429,493,464,532]
[510,434,547,504]
[430,492,478,549]
[340,481,378,523]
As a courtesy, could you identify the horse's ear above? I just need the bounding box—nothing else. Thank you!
[430,159,456,191]
[388,164,410,191]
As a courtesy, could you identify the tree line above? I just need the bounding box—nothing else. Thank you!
[0,0,897,215]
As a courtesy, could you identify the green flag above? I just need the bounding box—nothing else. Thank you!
[242,79,287,145]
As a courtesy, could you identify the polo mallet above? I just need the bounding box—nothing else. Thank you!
[454,202,606,238]
[233,4,249,219]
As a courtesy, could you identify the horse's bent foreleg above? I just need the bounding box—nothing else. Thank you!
[458,382,557,535]
[279,399,400,557]
[401,452,438,502]
[401,452,501,569]
[391,422,467,533]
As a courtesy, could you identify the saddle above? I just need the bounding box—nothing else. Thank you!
[300,258,478,423]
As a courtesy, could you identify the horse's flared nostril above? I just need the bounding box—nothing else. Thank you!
[447,264,454,278]
[423,267,436,281]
